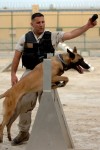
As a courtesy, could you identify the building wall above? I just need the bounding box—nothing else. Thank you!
[0,9,100,51]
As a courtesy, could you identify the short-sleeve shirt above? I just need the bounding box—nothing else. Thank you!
[15,31,65,52]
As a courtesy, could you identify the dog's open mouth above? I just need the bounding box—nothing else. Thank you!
[72,58,90,74]
[76,65,83,74]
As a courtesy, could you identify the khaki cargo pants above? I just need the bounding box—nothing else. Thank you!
[18,69,42,132]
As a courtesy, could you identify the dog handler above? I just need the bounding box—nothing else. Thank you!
[11,12,97,145]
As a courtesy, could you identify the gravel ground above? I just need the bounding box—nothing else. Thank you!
[0,53,100,150]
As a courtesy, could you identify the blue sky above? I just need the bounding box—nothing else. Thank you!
[0,0,100,9]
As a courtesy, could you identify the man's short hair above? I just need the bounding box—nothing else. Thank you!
[31,13,44,20]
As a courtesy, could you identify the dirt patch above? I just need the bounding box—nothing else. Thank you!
[0,56,100,150]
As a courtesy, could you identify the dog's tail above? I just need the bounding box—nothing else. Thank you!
[0,89,10,99]
[0,93,6,99]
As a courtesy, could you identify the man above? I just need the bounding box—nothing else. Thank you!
[11,12,97,145]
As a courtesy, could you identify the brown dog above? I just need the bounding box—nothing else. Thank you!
[0,47,90,143]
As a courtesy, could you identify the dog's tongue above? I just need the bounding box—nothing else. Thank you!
[77,65,83,73]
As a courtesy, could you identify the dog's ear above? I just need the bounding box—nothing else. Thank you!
[73,46,77,53]
[67,49,75,59]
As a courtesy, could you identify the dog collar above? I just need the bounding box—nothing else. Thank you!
[57,54,68,71]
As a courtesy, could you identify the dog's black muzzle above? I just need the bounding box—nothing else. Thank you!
[74,58,90,69]
[70,58,90,73]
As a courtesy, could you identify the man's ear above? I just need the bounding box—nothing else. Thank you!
[73,46,77,53]
[67,49,75,59]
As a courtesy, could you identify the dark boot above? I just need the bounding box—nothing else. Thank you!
[11,131,29,146]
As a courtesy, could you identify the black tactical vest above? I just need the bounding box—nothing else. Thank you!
[22,31,55,70]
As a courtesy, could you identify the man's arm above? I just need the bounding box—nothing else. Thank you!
[11,50,22,86]
[62,18,97,41]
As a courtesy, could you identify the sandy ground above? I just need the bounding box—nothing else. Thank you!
[0,52,100,150]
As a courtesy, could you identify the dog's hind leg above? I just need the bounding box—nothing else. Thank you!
[6,107,20,141]
[0,112,15,142]
[6,94,26,141]
[0,96,17,143]
[0,125,3,142]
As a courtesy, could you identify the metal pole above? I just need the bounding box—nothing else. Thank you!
[11,11,13,51]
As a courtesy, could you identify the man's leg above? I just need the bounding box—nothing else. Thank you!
[11,92,38,146]
[11,68,43,146]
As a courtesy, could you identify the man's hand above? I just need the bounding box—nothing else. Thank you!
[11,74,18,86]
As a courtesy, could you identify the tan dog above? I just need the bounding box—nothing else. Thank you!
[0,47,90,143]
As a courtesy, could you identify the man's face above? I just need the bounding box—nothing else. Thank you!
[31,16,45,36]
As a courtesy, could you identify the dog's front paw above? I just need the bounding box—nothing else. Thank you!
[52,81,66,89]
[57,82,65,87]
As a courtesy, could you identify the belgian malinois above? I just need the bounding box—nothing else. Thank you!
[0,47,90,143]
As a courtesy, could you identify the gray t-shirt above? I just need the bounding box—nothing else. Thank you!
[15,31,65,52]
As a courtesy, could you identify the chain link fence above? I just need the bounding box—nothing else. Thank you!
[0,9,100,56]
